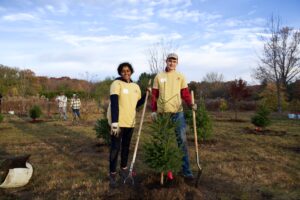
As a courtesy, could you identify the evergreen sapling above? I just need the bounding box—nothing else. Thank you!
[143,114,183,185]
[251,104,271,131]
[95,118,111,145]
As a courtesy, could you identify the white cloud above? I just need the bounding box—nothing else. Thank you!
[45,5,55,13]
[149,0,192,7]
[43,3,69,15]
[158,8,221,23]
[2,13,38,21]
[248,9,256,15]
[114,7,154,20]
[49,33,131,46]
[87,27,107,32]
[135,32,182,42]
[125,22,160,31]
[0,6,6,12]
[223,18,266,28]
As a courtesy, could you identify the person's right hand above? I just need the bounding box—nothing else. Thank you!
[111,122,120,136]
[151,112,157,121]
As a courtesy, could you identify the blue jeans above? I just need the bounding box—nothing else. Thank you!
[171,112,193,176]
[72,109,80,118]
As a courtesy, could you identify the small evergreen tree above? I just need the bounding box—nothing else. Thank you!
[94,118,110,145]
[29,105,42,121]
[251,104,271,131]
[186,99,213,142]
[143,114,183,185]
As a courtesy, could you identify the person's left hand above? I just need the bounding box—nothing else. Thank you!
[191,103,197,111]
[111,122,120,136]
[146,87,152,94]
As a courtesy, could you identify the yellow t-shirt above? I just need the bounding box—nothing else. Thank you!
[109,80,141,127]
[153,71,188,113]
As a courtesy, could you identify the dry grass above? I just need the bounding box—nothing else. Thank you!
[0,111,299,200]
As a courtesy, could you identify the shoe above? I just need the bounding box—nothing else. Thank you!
[182,170,194,180]
[119,167,129,181]
[183,174,194,180]
[167,171,174,180]
[109,173,118,187]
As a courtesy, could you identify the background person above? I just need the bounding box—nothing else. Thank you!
[70,94,81,122]
[55,92,68,120]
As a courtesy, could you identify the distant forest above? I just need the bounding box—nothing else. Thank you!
[0,64,299,112]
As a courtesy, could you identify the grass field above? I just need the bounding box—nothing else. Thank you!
[0,111,299,200]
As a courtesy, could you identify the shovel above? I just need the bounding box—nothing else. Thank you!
[124,79,152,185]
[191,91,203,187]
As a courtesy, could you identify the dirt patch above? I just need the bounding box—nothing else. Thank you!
[102,173,204,200]
[71,142,109,155]
[187,138,218,146]
[280,146,300,154]
[215,119,248,123]
[243,127,287,136]
[0,126,13,131]
[28,119,45,123]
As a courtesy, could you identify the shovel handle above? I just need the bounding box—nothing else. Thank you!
[191,91,202,186]
[128,79,152,177]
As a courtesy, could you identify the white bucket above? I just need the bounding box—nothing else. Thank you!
[8,111,14,115]
[0,162,33,188]
[288,114,296,119]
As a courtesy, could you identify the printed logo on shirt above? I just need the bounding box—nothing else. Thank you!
[160,78,167,83]
[177,77,180,81]
[123,88,129,94]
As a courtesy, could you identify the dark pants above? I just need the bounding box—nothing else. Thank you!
[109,127,134,173]
[72,109,80,118]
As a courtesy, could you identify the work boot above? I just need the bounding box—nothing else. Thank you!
[167,171,174,180]
[119,167,129,181]
[109,173,118,188]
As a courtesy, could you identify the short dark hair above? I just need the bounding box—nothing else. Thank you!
[117,62,134,75]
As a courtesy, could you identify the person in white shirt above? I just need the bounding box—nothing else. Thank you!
[55,92,68,120]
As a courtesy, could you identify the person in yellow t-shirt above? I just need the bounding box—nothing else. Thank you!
[108,62,148,187]
[151,53,197,180]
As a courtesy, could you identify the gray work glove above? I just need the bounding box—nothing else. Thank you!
[111,122,120,136]
[151,112,157,121]
[147,87,152,94]
[191,104,197,111]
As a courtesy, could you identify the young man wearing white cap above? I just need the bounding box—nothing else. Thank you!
[55,92,68,120]
[151,53,197,179]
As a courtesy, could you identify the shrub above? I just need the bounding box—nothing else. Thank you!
[94,118,110,145]
[143,114,183,185]
[29,105,42,121]
[288,99,300,112]
[219,98,228,112]
[186,99,213,142]
[0,114,3,123]
[251,104,271,129]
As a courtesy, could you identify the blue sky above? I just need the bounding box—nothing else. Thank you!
[0,0,299,83]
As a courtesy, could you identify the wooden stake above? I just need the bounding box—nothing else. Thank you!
[160,172,164,185]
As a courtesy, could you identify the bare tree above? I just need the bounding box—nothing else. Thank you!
[146,39,178,74]
[254,15,300,113]
[202,72,224,83]
[229,79,249,121]
[80,71,98,99]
